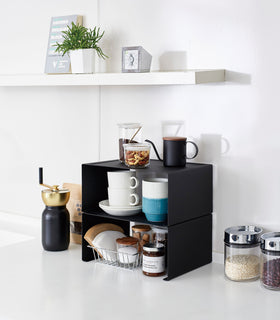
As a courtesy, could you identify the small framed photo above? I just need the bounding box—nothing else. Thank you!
[122,46,152,73]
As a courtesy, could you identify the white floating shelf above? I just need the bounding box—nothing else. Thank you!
[0,70,225,87]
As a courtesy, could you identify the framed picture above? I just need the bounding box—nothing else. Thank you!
[122,46,152,73]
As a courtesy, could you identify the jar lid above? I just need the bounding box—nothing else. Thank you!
[123,143,150,150]
[152,227,168,234]
[224,225,262,245]
[132,224,151,232]
[163,136,186,141]
[143,243,165,253]
[261,232,280,252]
[117,123,141,129]
[116,237,138,246]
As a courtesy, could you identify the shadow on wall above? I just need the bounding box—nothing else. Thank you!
[195,133,230,165]
[194,133,231,199]
[225,70,252,85]
[99,30,126,73]
[194,133,235,252]
[159,51,187,71]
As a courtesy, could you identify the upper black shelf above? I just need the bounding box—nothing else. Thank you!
[82,159,213,227]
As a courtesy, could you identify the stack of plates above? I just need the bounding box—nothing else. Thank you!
[84,223,126,261]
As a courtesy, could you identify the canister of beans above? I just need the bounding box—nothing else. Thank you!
[260,232,280,290]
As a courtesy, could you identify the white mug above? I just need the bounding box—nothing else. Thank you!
[142,178,168,199]
[107,171,139,189]
[108,187,140,207]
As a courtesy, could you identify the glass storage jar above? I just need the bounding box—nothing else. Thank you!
[224,225,262,281]
[152,227,168,247]
[131,224,152,252]
[116,237,139,266]
[123,143,151,168]
[260,232,280,290]
[118,123,142,163]
[152,227,168,266]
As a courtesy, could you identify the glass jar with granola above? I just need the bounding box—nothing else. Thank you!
[123,143,151,168]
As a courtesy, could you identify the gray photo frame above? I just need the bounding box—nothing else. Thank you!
[122,46,152,73]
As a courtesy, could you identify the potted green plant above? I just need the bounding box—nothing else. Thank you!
[55,22,108,74]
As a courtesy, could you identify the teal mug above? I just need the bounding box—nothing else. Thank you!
[142,178,168,222]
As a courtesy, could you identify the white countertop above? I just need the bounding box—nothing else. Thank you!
[0,213,279,320]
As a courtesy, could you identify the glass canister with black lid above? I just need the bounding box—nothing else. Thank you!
[224,225,262,281]
[260,232,280,290]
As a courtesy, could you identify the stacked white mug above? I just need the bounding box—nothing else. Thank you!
[107,171,140,207]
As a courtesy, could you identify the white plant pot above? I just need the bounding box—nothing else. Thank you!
[69,49,95,74]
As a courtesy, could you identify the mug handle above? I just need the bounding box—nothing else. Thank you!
[186,141,199,159]
[221,137,230,155]
[130,176,139,189]
[129,193,139,206]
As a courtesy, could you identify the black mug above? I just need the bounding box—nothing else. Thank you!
[145,137,198,167]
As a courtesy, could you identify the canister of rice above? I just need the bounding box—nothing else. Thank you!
[224,225,262,281]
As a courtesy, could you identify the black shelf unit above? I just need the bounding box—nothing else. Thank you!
[82,159,213,281]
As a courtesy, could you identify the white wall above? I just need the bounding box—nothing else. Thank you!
[0,0,100,217]
[1,0,280,253]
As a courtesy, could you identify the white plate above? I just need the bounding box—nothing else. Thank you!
[99,200,142,216]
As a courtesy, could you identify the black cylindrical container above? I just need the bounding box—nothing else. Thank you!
[41,187,70,251]
[42,206,70,251]
[163,137,198,167]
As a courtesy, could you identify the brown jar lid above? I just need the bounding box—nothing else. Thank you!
[132,224,151,232]
[163,136,186,141]
[116,237,138,245]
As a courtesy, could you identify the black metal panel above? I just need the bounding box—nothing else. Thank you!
[165,214,212,281]
[168,164,213,225]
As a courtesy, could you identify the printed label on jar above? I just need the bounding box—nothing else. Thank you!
[142,255,165,273]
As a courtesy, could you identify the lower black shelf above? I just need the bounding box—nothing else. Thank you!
[82,211,212,281]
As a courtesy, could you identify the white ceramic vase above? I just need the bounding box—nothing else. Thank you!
[69,48,95,74]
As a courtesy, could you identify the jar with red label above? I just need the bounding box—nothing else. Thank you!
[142,243,165,277]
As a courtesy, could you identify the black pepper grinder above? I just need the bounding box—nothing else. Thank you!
[39,167,70,251]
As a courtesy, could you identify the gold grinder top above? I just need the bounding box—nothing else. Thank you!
[39,167,70,206]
